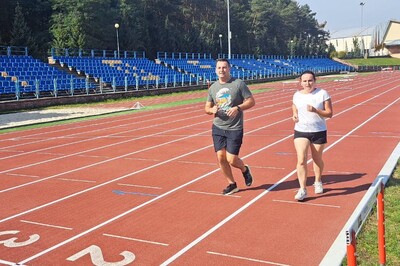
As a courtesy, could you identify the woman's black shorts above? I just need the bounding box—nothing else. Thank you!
[294,130,327,144]
[212,124,243,155]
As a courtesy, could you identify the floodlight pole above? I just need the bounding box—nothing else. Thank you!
[115,23,120,58]
[360,2,365,29]
[219,34,223,57]
[227,0,231,59]
[360,2,365,57]
[290,40,294,57]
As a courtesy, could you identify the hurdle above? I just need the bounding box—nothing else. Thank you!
[333,71,357,90]
[380,67,396,77]
[131,101,145,110]
[346,179,386,266]
[345,142,400,265]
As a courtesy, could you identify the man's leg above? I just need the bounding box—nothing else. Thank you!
[216,149,236,184]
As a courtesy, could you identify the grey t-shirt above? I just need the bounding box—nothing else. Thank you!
[207,77,252,130]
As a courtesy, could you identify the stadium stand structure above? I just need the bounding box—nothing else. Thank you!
[0,47,98,101]
[0,46,354,102]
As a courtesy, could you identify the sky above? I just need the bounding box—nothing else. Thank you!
[296,0,400,33]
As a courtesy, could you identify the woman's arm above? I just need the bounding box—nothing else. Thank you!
[292,103,299,123]
[307,98,333,118]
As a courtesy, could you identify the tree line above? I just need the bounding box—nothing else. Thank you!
[0,0,334,60]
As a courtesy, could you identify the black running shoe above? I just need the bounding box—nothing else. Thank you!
[242,165,253,186]
[222,182,239,195]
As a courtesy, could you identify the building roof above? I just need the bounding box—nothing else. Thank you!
[385,39,400,46]
[382,20,400,44]
[329,26,375,39]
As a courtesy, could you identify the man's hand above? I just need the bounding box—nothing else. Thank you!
[226,106,240,117]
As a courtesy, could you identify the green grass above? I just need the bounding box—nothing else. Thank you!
[344,161,400,265]
[344,57,400,66]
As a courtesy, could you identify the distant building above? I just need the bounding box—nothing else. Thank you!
[382,20,400,58]
[327,20,400,58]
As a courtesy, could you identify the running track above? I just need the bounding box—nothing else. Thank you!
[0,71,399,265]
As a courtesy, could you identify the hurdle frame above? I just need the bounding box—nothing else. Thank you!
[320,142,400,266]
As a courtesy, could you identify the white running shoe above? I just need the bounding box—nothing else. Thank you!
[294,188,308,201]
[314,182,324,194]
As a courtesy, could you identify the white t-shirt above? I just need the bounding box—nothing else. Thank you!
[293,88,330,132]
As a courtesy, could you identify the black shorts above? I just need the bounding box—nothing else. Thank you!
[294,130,327,144]
[212,124,243,155]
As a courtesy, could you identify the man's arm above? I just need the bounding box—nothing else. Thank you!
[205,101,218,115]
[226,96,255,117]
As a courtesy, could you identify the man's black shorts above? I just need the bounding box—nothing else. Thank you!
[212,124,243,155]
[294,130,327,144]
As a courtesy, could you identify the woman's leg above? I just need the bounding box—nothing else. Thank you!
[310,143,325,183]
[294,138,310,189]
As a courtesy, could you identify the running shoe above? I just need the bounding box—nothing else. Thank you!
[222,183,239,195]
[294,188,308,201]
[242,165,253,186]
[314,181,324,194]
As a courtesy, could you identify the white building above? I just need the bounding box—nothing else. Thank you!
[327,20,400,57]
[382,20,400,58]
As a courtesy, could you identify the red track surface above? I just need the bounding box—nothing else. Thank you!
[0,71,399,265]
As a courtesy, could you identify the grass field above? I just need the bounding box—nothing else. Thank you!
[344,57,400,66]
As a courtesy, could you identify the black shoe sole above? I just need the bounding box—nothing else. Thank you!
[244,165,253,186]
[222,188,239,195]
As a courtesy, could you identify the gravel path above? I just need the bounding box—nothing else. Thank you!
[0,92,204,129]
[0,82,280,130]
[0,107,130,129]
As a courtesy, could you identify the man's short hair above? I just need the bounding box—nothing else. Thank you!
[216,58,231,66]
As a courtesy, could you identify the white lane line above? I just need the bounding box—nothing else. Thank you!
[159,95,400,265]
[1,115,290,223]
[57,178,96,183]
[175,160,216,166]
[207,251,290,266]
[13,83,400,264]
[0,115,209,175]
[272,199,341,209]
[0,120,209,193]
[0,142,212,223]
[323,170,355,175]
[0,74,387,167]
[6,173,40,178]
[320,141,400,266]
[117,183,162,189]
[0,105,200,149]
[0,72,387,148]
[15,91,400,264]
[103,233,169,246]
[17,165,221,265]
[20,220,73,230]
[0,259,16,265]
[0,77,390,185]
[187,190,241,198]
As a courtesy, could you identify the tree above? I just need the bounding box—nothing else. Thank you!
[10,2,38,55]
[1,0,330,58]
[352,37,361,58]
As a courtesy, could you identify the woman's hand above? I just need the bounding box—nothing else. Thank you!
[307,104,316,112]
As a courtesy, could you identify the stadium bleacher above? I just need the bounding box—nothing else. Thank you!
[0,46,354,101]
[0,54,97,99]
